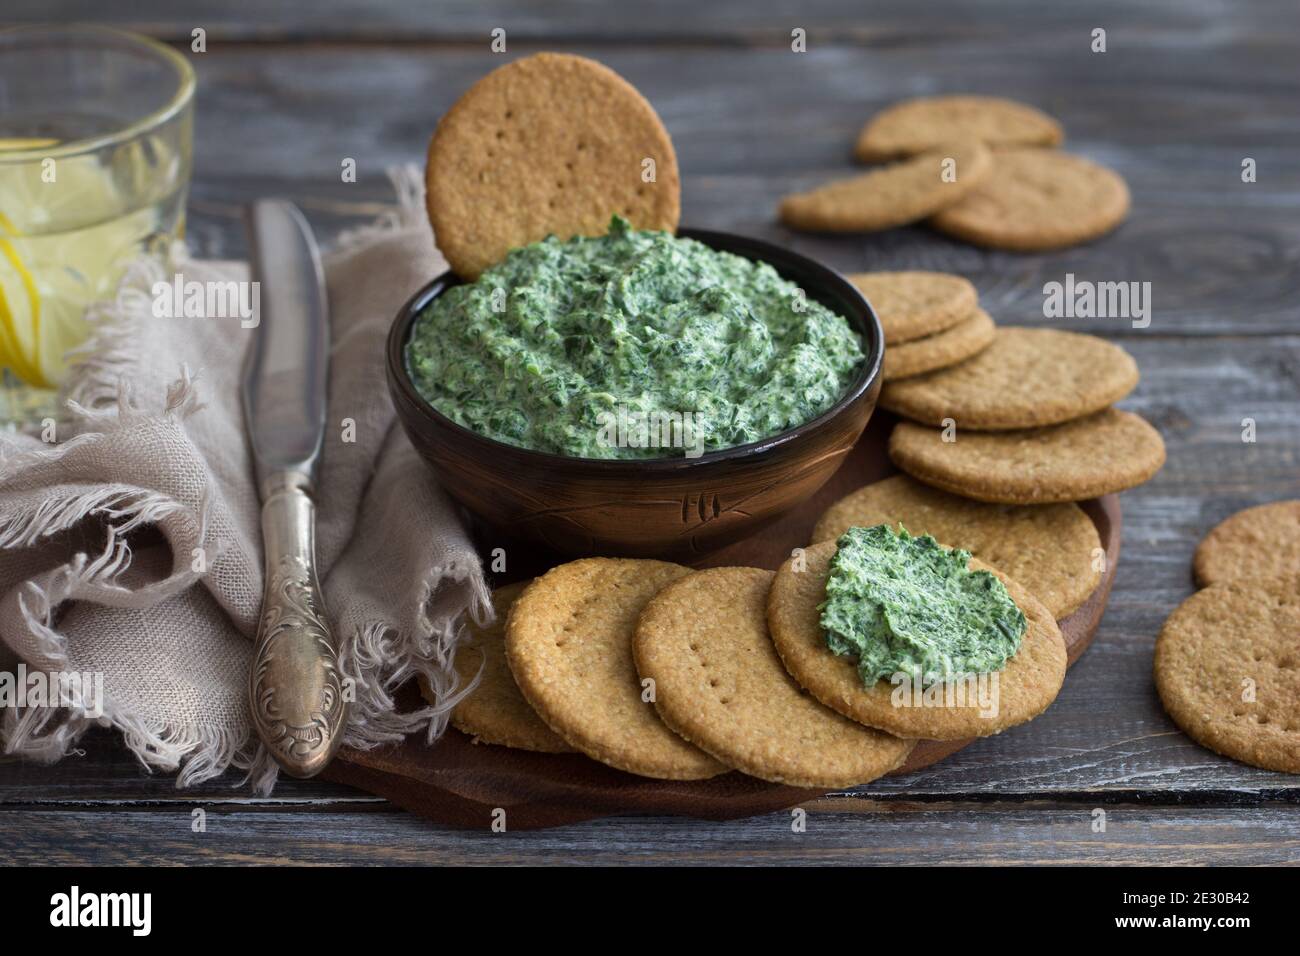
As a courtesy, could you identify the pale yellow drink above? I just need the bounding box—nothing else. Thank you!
[0,26,194,422]
[0,136,185,389]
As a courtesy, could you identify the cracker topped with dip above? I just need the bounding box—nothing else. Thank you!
[768,534,1068,741]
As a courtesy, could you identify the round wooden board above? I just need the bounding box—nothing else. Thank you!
[324,411,1120,829]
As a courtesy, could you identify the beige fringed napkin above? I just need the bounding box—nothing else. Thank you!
[0,168,488,792]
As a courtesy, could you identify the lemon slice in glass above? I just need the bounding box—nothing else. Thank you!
[0,147,158,387]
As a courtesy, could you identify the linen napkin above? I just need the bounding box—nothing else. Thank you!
[0,167,489,792]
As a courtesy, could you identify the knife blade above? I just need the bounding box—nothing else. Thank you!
[241,199,348,778]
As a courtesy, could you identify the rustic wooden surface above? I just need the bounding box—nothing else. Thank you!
[3,1,1299,864]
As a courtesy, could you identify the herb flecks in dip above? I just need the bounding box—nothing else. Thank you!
[819,525,1026,684]
[406,216,864,459]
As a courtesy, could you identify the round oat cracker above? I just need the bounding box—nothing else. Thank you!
[767,541,1067,739]
[811,474,1101,619]
[426,52,681,279]
[848,271,978,345]
[779,141,992,233]
[929,148,1129,251]
[882,308,995,381]
[1193,501,1300,588]
[633,567,914,788]
[889,409,1166,504]
[433,580,573,753]
[855,95,1063,162]
[505,558,726,779]
[878,327,1139,430]
[1154,576,1300,774]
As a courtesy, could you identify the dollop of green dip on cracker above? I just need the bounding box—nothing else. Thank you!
[406,216,864,458]
[819,524,1026,684]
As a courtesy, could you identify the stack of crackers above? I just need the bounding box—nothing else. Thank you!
[851,270,992,382]
[1156,501,1300,773]
[780,95,1130,251]
[877,322,1166,508]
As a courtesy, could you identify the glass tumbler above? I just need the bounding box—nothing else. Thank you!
[0,24,194,425]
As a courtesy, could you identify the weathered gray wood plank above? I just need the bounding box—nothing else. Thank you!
[4,803,1298,865]
[10,1,1296,45]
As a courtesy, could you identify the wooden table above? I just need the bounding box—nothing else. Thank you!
[4,0,1298,865]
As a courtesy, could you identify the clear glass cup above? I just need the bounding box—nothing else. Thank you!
[0,24,194,425]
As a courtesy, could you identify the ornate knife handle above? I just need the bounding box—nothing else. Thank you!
[249,471,349,777]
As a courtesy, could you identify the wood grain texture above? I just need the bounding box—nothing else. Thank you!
[11,1,1293,44]
[3,803,1298,865]
[3,0,1299,863]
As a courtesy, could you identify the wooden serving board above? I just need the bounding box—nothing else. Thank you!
[324,411,1120,829]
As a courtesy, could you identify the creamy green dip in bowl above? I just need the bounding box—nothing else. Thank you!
[386,226,884,560]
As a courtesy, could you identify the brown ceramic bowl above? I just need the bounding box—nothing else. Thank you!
[386,228,883,560]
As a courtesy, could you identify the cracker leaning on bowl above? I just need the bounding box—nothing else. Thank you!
[425,52,681,279]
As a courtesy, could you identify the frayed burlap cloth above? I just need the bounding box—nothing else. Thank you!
[0,168,488,792]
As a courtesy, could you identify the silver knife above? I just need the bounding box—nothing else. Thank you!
[241,199,348,777]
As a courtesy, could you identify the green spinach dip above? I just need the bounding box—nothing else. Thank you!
[405,216,864,458]
[819,525,1026,685]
